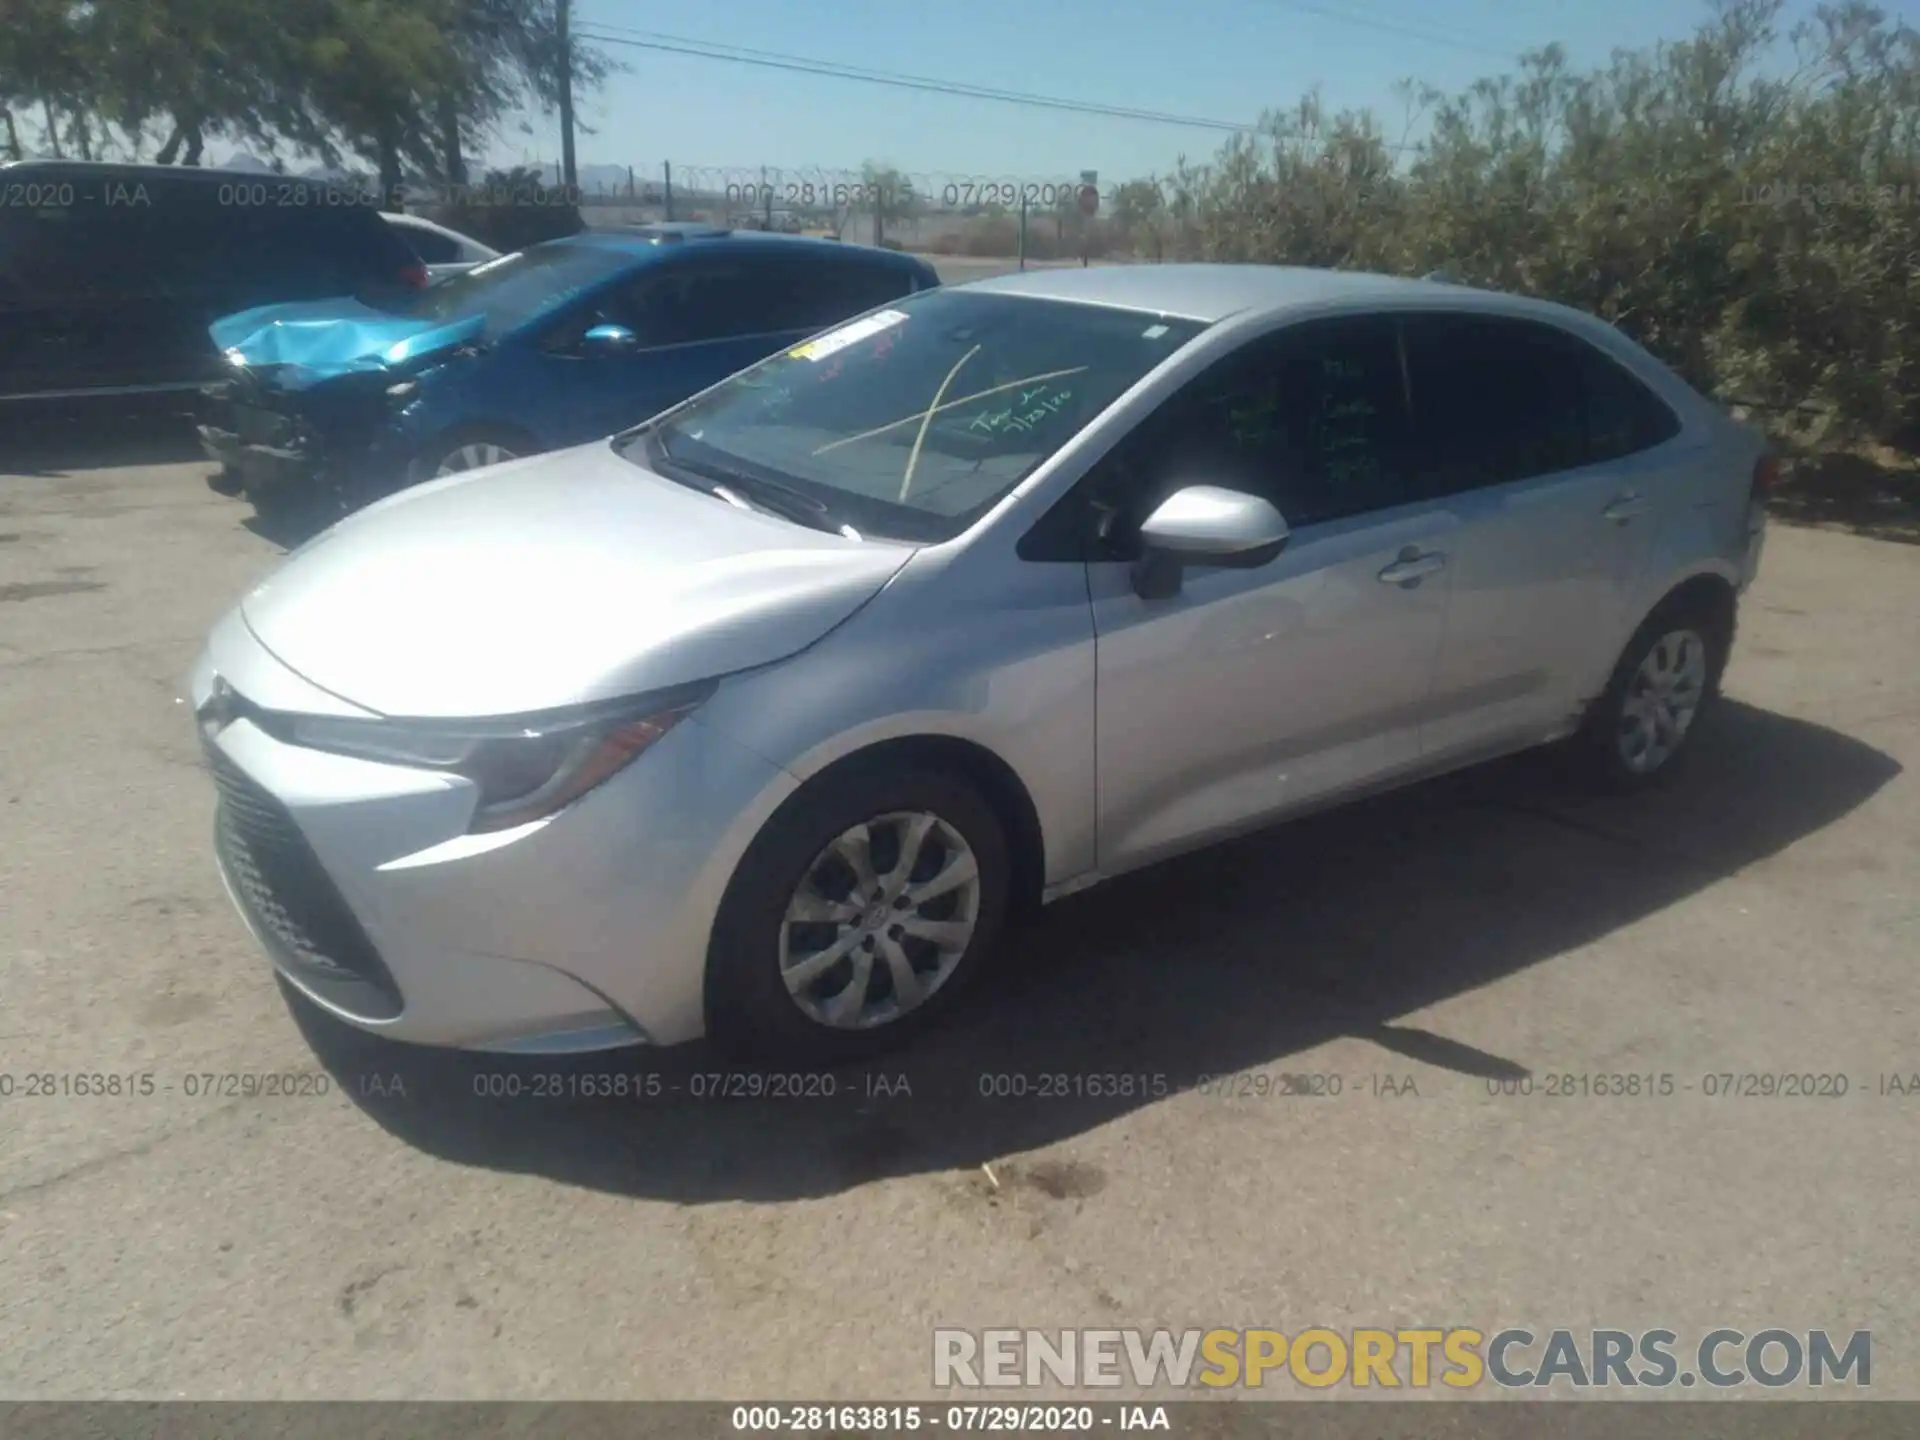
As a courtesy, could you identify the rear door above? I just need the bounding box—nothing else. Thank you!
[1400,311,1685,759]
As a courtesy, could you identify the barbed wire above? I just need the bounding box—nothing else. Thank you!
[407,162,1915,220]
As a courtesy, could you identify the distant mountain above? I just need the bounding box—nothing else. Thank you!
[485,160,651,194]
[576,163,637,193]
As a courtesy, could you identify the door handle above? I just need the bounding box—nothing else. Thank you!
[1377,550,1446,586]
[1603,492,1649,523]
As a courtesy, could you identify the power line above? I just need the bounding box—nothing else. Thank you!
[572,24,1260,133]
[1256,0,1524,61]
[571,23,1518,158]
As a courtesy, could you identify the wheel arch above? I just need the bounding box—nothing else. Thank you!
[809,735,1044,915]
[1582,563,1741,728]
[700,730,1049,1047]
[1636,564,1741,660]
[735,732,1049,921]
[410,417,547,480]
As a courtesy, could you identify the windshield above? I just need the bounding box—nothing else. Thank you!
[395,241,634,334]
[622,289,1206,542]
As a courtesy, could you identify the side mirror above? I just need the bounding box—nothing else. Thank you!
[1130,485,1290,600]
[581,323,639,355]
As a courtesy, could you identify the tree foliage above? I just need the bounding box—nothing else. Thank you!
[1119,0,1920,446]
[0,0,614,201]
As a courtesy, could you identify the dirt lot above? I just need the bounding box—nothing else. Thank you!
[1,418,1916,1400]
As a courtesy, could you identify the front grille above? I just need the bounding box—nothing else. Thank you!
[232,402,296,447]
[204,739,403,1020]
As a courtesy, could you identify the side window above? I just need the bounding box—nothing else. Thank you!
[1402,313,1587,495]
[1577,344,1681,461]
[1087,316,1416,546]
[210,208,363,301]
[786,257,917,331]
[145,185,238,301]
[6,191,170,303]
[613,261,769,346]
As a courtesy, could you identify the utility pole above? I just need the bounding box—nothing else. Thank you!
[556,0,577,192]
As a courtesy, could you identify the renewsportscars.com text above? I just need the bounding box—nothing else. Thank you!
[932,1327,1871,1390]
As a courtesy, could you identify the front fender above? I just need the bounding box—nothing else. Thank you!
[696,545,1100,887]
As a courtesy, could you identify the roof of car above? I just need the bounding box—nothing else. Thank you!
[0,158,356,189]
[955,262,1582,327]
[564,226,930,269]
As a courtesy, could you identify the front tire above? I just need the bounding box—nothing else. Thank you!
[1579,595,1731,791]
[706,766,1011,1066]
[422,431,527,480]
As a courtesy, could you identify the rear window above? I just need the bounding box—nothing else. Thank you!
[394,242,636,334]
[1403,312,1681,493]
[216,202,419,295]
[391,220,460,264]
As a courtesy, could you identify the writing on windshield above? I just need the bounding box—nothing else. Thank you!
[633,290,1208,542]
[963,380,1076,436]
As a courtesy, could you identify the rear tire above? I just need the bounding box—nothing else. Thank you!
[1578,592,1733,792]
[706,765,1011,1066]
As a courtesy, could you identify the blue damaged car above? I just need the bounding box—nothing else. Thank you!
[197,223,938,515]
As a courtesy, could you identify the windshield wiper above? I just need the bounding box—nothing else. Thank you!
[645,429,839,533]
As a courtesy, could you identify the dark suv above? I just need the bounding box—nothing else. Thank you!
[0,161,426,409]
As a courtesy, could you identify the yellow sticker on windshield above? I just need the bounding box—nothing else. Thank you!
[789,309,909,362]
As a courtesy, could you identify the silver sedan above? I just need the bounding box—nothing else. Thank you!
[191,265,1772,1063]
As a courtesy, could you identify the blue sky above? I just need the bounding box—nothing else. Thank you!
[491,0,1803,187]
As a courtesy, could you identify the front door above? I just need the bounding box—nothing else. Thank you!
[583,256,822,437]
[1084,316,1457,873]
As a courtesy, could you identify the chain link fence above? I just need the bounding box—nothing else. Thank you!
[540,162,1149,262]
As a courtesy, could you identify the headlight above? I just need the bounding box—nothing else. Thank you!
[275,683,712,833]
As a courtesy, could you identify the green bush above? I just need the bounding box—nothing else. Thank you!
[1116,0,1920,452]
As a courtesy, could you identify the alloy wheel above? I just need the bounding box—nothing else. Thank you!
[778,811,982,1030]
[434,441,517,477]
[1617,627,1708,774]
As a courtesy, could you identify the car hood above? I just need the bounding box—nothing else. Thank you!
[237,440,915,717]
[210,299,486,392]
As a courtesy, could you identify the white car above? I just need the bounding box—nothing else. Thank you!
[382,213,501,282]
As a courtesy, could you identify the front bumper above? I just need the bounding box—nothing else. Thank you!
[190,612,800,1052]
[197,421,316,492]
[196,378,409,501]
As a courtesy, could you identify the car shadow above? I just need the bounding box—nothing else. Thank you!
[1770,444,1920,546]
[240,497,336,551]
[0,405,209,475]
[288,700,1899,1202]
